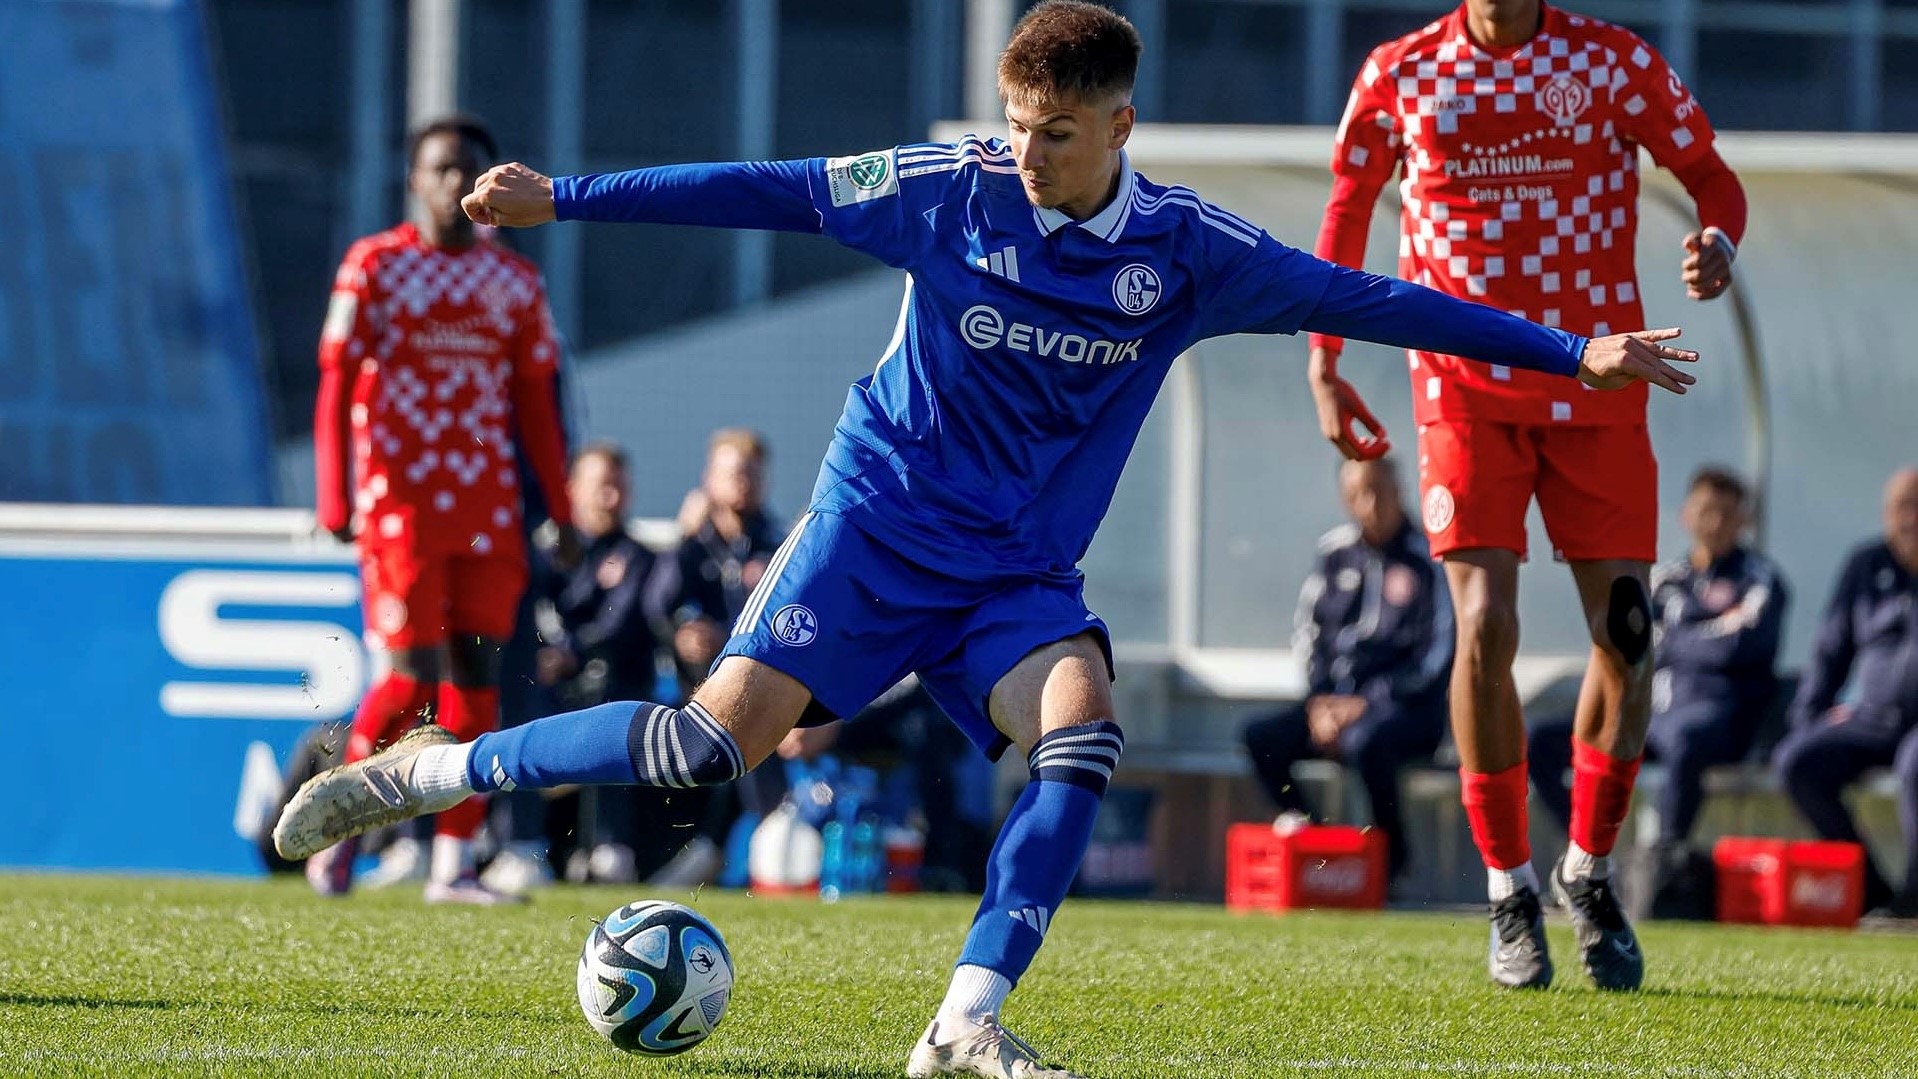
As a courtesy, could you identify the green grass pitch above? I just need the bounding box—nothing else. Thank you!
[1,874,1913,1078]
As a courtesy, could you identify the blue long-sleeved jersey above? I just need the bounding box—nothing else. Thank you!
[1650,546,1788,720]
[1295,522,1453,708]
[1789,541,1918,734]
[555,139,1588,579]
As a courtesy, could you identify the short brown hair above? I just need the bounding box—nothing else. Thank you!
[707,427,767,464]
[407,113,498,168]
[572,441,628,474]
[1688,464,1749,504]
[998,1,1141,109]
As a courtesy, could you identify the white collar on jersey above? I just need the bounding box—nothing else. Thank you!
[1032,151,1135,243]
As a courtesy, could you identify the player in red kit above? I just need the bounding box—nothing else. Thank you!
[311,116,573,904]
[1309,2,1746,988]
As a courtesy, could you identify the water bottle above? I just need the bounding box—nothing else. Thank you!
[819,819,846,902]
[849,817,881,895]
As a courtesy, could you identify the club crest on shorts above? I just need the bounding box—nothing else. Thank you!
[1111,264,1161,315]
[770,604,819,647]
[1423,485,1456,534]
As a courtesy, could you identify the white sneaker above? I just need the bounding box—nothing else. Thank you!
[479,843,553,897]
[423,874,526,906]
[273,724,464,860]
[304,838,357,897]
[646,837,721,889]
[906,1014,1085,1079]
[1271,810,1311,835]
[588,842,639,883]
[358,836,428,890]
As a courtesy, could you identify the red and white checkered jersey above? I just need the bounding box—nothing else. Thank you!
[319,224,560,555]
[1318,4,1720,426]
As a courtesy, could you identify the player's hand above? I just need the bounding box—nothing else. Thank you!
[462,163,557,228]
[1306,695,1367,750]
[1308,347,1390,461]
[534,646,578,685]
[675,617,727,670]
[1577,328,1698,393]
[1681,231,1734,301]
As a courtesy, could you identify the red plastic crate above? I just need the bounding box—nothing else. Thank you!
[1226,822,1386,912]
[1713,837,1864,928]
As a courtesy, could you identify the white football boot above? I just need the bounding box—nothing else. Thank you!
[273,724,464,860]
[358,836,428,890]
[906,1014,1086,1079]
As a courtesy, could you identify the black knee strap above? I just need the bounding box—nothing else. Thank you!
[1607,577,1653,665]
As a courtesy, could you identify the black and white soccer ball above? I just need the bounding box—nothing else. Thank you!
[576,899,734,1055]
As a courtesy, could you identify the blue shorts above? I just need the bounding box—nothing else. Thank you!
[717,510,1112,760]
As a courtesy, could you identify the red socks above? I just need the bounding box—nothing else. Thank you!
[432,685,500,840]
[1460,762,1532,871]
[345,672,434,763]
[1569,738,1642,858]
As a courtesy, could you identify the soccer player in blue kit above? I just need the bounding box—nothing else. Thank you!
[275,4,1699,1075]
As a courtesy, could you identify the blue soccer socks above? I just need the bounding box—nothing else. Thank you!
[954,720,1125,989]
[464,700,746,793]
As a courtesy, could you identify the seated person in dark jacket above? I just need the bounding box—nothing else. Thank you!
[1242,457,1452,881]
[1774,467,1918,917]
[484,442,663,890]
[1531,466,1787,849]
[633,428,788,886]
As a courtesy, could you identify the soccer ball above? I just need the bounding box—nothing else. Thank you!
[576,899,734,1055]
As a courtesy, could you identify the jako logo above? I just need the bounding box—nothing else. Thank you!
[959,305,1141,366]
[158,569,365,720]
[1111,263,1161,315]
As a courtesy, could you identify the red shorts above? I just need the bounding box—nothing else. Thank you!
[359,544,528,649]
[1415,420,1657,562]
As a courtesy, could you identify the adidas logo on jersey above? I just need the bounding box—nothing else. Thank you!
[974,247,1022,283]
[1007,905,1051,937]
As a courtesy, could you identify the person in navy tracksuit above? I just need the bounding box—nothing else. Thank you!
[1774,468,1918,917]
[1242,457,1452,881]
[1531,466,1787,848]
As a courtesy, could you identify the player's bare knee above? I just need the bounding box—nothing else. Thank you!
[1454,594,1520,669]
[446,636,504,688]
[1594,576,1653,667]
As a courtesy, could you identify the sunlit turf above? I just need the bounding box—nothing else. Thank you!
[1,874,1913,1077]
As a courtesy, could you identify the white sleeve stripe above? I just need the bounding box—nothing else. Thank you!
[1136,184,1261,236]
[1131,190,1259,246]
[899,159,1021,180]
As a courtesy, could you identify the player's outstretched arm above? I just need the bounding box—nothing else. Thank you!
[464,159,824,234]
[1298,263,1697,394]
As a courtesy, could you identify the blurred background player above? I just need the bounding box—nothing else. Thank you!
[310,114,573,903]
[1531,466,1786,856]
[484,443,661,894]
[1242,457,1451,885]
[1774,468,1918,919]
[1308,0,1747,988]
